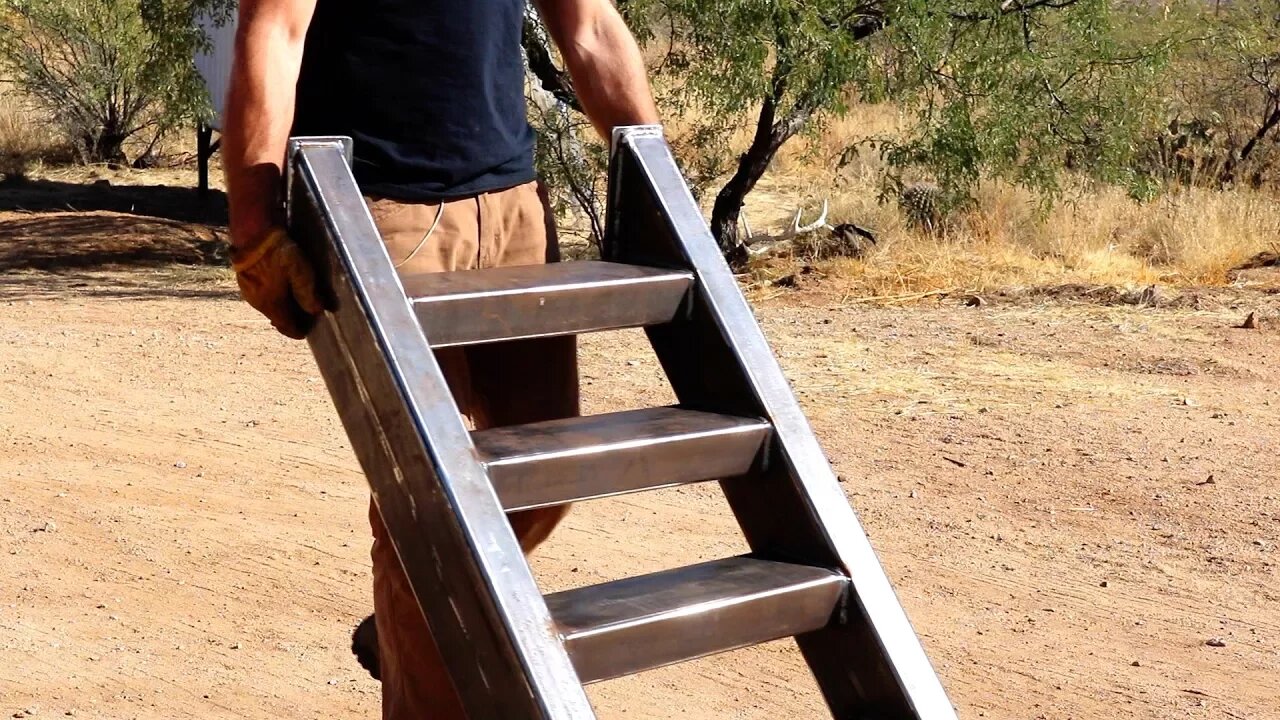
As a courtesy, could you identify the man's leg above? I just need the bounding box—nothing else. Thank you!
[467,180,580,551]
[365,194,477,720]
[466,333,578,551]
[362,184,578,719]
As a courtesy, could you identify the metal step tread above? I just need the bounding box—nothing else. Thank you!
[474,407,771,511]
[402,260,694,347]
[546,556,847,684]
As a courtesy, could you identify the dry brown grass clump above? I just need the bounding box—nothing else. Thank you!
[0,85,68,182]
[822,184,1280,296]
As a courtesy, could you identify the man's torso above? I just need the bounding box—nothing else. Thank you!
[293,0,534,201]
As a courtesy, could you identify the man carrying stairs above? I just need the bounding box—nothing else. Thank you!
[220,0,659,716]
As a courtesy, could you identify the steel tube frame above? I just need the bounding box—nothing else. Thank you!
[286,127,955,720]
[285,137,595,719]
[604,126,958,719]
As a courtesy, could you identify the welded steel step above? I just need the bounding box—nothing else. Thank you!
[546,556,847,684]
[292,129,957,719]
[474,407,771,512]
[402,260,694,346]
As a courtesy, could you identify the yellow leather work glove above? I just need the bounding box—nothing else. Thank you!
[231,227,328,339]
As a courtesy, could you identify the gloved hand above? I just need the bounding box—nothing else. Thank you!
[231,227,328,339]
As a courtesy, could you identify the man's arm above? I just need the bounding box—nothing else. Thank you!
[220,0,328,340]
[222,0,317,249]
[533,0,660,141]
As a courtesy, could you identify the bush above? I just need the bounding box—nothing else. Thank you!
[1138,0,1280,190]
[0,0,233,165]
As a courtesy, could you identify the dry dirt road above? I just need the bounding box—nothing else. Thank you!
[2,206,1279,720]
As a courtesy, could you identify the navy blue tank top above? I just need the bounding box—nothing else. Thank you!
[293,0,536,200]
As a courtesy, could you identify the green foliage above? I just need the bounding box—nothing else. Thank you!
[529,2,1180,257]
[632,3,843,112]
[623,0,877,189]
[614,0,1173,255]
[0,0,234,164]
[613,1,895,258]
[868,1,1174,207]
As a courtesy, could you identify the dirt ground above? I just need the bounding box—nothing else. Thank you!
[1,190,1278,719]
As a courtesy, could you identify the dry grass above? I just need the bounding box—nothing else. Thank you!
[813,182,1280,296]
[0,79,202,180]
[0,84,68,181]
[735,104,1280,296]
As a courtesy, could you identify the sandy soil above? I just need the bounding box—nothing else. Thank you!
[1,195,1278,720]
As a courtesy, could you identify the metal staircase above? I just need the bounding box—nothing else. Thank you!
[285,126,958,719]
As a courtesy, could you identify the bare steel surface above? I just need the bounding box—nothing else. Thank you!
[604,126,959,719]
[285,127,955,720]
[404,260,693,347]
[475,407,771,511]
[287,139,594,719]
[547,556,846,684]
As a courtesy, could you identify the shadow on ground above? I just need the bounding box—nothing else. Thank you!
[0,178,236,301]
[0,268,238,302]
[1,177,230,274]
[0,177,228,225]
[0,213,228,271]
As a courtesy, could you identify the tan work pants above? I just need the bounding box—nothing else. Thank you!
[364,181,579,719]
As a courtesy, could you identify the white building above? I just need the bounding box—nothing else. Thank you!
[193,6,238,192]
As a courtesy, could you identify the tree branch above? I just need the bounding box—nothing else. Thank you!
[1223,99,1280,187]
[949,0,1079,23]
[521,13,582,113]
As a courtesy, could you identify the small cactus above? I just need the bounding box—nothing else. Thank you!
[898,182,944,232]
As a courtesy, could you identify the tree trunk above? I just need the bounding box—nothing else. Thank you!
[705,7,884,268]
[709,82,813,269]
[83,126,128,166]
[97,134,128,166]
